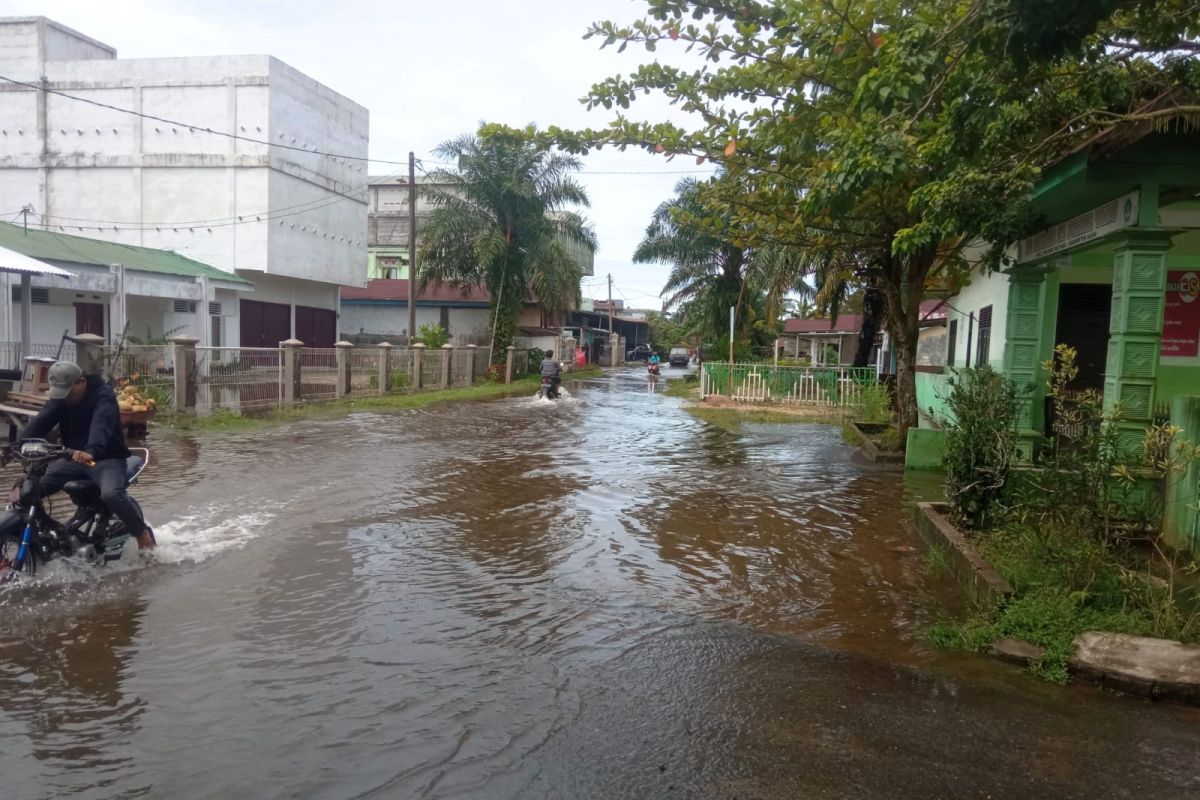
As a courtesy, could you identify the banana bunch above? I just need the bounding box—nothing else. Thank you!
[117,384,157,414]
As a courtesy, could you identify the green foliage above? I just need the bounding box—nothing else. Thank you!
[942,367,1026,529]
[928,524,1198,683]
[550,0,1200,442]
[418,125,596,356]
[417,323,449,350]
[854,383,894,425]
[923,545,950,578]
[634,178,780,354]
[368,369,410,392]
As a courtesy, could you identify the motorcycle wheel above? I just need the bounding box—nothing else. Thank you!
[0,534,37,581]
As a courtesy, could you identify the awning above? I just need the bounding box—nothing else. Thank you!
[0,245,74,277]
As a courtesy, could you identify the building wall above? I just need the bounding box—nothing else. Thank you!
[0,18,368,304]
[339,303,490,344]
[943,258,1010,370]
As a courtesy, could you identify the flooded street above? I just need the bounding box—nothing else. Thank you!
[1,369,1198,799]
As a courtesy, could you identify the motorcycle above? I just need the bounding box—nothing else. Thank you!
[0,439,150,581]
[536,376,561,400]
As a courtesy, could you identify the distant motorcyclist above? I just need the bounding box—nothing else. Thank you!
[18,361,155,551]
[540,350,562,396]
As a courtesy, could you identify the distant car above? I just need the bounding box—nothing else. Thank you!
[668,347,690,367]
[626,343,654,361]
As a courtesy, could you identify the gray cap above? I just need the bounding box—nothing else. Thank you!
[47,361,83,400]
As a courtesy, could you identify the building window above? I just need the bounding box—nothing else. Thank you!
[173,299,197,313]
[208,301,222,316]
[976,305,993,367]
[946,319,957,367]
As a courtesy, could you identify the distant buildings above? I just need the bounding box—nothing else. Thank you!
[0,16,368,349]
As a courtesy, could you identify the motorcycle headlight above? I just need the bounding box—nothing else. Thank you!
[19,441,51,458]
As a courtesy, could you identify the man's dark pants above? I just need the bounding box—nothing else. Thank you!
[38,458,145,534]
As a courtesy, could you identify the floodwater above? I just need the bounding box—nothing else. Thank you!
[0,368,1197,799]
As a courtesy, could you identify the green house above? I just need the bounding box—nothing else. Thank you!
[912,122,1200,553]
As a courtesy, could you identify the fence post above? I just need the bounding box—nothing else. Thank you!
[72,332,106,376]
[608,333,621,366]
[411,342,426,390]
[335,341,353,398]
[440,343,453,389]
[377,342,392,395]
[171,335,199,411]
[466,344,479,381]
[281,339,303,406]
[505,345,516,384]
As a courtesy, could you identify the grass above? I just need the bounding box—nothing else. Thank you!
[662,375,699,399]
[686,405,841,429]
[164,366,604,434]
[924,544,949,578]
[923,524,1200,683]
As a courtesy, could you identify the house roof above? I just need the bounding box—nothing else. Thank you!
[341,278,492,305]
[0,222,252,285]
[784,300,946,334]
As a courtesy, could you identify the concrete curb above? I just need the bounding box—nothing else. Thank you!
[914,502,1014,608]
[1070,632,1200,705]
[850,422,904,464]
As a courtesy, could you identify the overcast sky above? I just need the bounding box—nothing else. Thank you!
[8,0,716,308]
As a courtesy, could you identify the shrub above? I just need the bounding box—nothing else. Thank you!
[417,323,449,350]
[854,382,893,424]
[942,367,1026,529]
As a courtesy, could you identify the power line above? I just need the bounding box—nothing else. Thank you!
[0,75,718,178]
[0,73,396,166]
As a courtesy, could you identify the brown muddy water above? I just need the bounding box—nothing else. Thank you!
[1,369,1197,799]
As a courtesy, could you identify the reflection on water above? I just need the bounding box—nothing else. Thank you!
[0,369,1197,799]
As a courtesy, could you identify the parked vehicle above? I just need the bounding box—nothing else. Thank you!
[625,343,654,362]
[536,377,561,400]
[668,347,690,367]
[0,439,149,581]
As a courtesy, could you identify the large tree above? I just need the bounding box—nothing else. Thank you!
[550,0,1200,442]
[418,125,597,359]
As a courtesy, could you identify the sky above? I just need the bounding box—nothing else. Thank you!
[7,0,717,309]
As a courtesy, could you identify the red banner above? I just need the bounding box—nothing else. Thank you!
[1162,270,1200,357]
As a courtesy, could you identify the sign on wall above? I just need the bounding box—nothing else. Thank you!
[1017,191,1139,264]
[1162,270,1200,358]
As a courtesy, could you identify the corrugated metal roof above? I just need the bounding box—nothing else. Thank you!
[0,222,252,284]
[0,245,74,277]
[341,279,492,304]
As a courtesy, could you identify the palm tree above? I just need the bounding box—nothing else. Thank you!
[635,178,783,357]
[418,127,597,360]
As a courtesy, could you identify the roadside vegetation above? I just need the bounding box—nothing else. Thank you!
[925,348,1200,682]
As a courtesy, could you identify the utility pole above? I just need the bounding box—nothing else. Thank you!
[407,152,417,345]
[607,273,613,332]
[20,204,33,234]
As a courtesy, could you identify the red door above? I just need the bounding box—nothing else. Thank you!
[240,299,291,348]
[74,302,105,337]
[295,306,336,348]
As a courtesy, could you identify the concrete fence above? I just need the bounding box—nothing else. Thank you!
[62,336,506,416]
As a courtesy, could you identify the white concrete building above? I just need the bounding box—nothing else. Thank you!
[0,16,368,348]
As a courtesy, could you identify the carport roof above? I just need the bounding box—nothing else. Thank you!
[0,222,252,285]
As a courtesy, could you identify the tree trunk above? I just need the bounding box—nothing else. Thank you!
[853,284,884,367]
[878,246,936,448]
[893,326,919,442]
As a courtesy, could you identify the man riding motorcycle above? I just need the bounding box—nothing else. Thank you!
[18,361,155,551]
[539,350,562,397]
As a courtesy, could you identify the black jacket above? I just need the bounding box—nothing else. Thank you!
[20,375,131,460]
